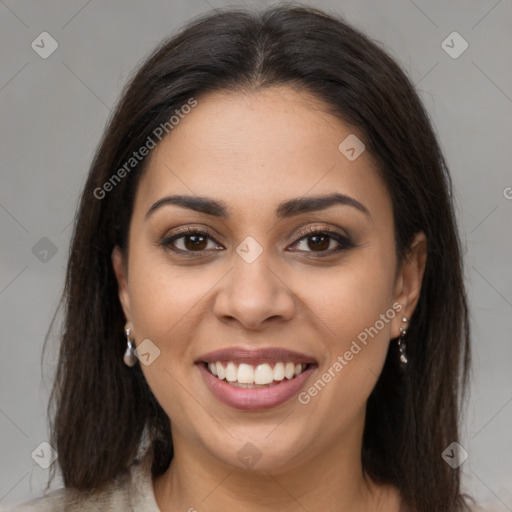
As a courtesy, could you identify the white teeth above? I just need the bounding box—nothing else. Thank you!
[273,362,285,381]
[216,362,225,380]
[237,363,254,384]
[254,363,274,385]
[225,362,237,382]
[206,361,307,385]
[284,362,295,380]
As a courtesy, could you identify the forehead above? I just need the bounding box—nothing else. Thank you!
[135,87,391,223]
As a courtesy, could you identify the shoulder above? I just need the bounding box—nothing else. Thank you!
[3,488,68,512]
[4,479,131,512]
[5,448,160,512]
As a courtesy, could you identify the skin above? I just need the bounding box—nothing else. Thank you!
[112,86,426,512]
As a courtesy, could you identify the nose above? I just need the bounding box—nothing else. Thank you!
[212,253,296,331]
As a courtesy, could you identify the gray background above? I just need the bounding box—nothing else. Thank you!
[1,0,511,509]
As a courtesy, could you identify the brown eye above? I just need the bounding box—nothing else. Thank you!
[182,233,208,251]
[162,229,223,254]
[305,234,331,252]
[290,228,353,256]
[161,227,353,258]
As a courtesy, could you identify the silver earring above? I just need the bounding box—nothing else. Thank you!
[123,328,137,367]
[398,316,408,366]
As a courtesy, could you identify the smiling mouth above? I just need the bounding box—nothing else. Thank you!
[201,361,315,388]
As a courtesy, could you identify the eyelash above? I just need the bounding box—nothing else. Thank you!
[160,225,355,258]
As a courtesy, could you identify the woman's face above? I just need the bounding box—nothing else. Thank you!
[113,86,425,473]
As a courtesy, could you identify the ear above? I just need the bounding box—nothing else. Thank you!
[391,231,427,338]
[112,245,132,324]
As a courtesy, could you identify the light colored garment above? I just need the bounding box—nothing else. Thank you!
[5,448,160,511]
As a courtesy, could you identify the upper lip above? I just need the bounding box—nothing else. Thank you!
[195,347,317,366]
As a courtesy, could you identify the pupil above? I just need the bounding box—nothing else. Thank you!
[186,235,207,250]
[309,235,329,251]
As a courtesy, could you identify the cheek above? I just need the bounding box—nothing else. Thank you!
[309,254,396,340]
[127,249,209,344]
[302,252,397,396]
[125,251,210,423]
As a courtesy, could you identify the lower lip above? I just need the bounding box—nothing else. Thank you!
[197,363,316,410]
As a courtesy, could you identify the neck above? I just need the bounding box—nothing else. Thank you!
[152,418,400,511]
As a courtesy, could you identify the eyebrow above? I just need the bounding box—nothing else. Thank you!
[145,192,371,220]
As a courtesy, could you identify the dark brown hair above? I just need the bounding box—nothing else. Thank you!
[44,4,472,511]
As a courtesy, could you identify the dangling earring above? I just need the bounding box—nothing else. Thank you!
[123,327,137,367]
[398,316,408,367]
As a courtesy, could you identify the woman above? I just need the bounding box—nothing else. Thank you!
[9,4,474,511]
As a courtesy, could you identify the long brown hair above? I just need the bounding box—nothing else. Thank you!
[44,4,472,511]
